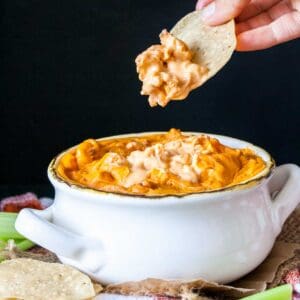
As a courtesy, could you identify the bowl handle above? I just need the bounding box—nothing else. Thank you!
[268,164,300,235]
[15,207,105,273]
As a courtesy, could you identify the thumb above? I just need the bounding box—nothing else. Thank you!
[197,0,251,25]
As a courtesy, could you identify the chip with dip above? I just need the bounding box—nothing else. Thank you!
[0,258,97,300]
[136,11,236,107]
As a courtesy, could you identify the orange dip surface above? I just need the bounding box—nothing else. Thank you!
[136,30,207,107]
[56,129,266,196]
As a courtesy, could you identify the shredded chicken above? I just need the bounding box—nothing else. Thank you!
[136,30,207,107]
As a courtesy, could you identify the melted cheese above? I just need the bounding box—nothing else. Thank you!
[57,129,266,196]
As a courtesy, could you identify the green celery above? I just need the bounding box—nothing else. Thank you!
[240,284,292,300]
[0,213,25,239]
[0,239,6,250]
[15,239,35,251]
[0,213,35,253]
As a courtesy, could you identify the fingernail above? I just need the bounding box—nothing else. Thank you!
[201,1,215,20]
[196,0,212,10]
[196,0,205,10]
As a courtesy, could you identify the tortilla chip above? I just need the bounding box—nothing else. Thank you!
[93,283,104,294]
[171,11,236,82]
[0,258,95,300]
[104,277,254,298]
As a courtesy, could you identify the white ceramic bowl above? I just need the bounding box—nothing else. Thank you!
[16,132,300,285]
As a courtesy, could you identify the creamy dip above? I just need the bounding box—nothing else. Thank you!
[136,30,207,107]
[56,129,266,196]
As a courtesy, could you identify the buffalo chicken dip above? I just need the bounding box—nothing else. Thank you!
[56,129,266,196]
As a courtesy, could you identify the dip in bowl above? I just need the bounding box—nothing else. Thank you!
[54,129,270,197]
[16,131,300,284]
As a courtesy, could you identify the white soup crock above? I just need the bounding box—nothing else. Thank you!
[15,132,300,285]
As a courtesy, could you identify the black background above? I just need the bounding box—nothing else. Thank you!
[1,0,300,189]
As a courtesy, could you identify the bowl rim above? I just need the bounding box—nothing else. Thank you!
[48,131,275,205]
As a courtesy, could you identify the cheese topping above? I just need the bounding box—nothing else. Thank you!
[56,129,266,196]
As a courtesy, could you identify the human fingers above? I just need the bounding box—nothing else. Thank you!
[236,11,300,51]
[236,0,292,34]
[196,0,251,25]
[236,0,281,21]
[196,0,214,10]
[290,0,300,11]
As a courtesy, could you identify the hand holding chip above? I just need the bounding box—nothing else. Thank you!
[196,0,300,51]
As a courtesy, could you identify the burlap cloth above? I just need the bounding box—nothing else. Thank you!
[269,207,300,288]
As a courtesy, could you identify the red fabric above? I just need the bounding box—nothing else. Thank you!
[284,268,300,285]
[283,268,300,300]
[0,192,43,212]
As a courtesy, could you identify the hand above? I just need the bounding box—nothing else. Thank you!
[196,0,300,51]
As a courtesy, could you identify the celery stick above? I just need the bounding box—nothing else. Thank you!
[0,238,7,262]
[0,212,18,218]
[0,213,35,251]
[15,239,35,251]
[0,238,35,252]
[0,239,6,250]
[240,284,292,300]
[0,212,25,239]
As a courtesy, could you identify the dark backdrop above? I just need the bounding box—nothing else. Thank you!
[1,0,300,186]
